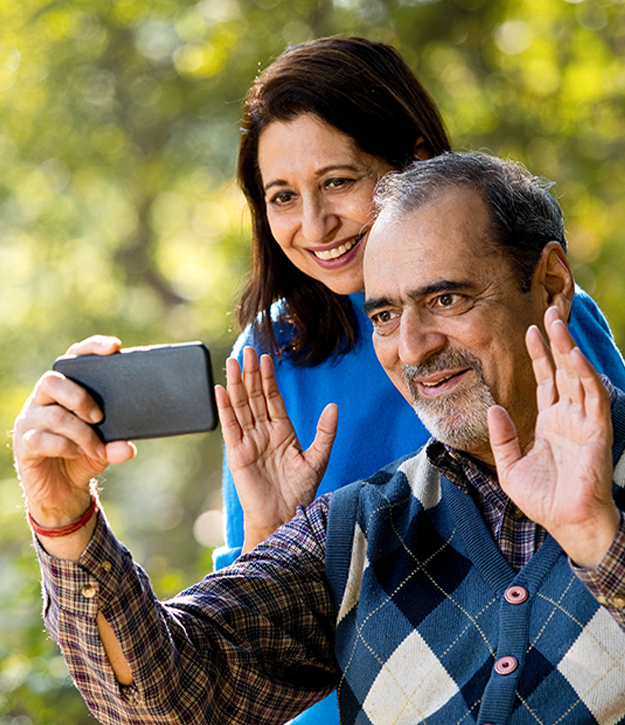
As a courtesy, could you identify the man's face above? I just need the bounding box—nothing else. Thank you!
[364,187,546,464]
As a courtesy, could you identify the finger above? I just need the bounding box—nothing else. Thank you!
[259,354,290,422]
[105,441,137,465]
[545,314,585,405]
[242,346,269,424]
[17,427,90,465]
[225,356,255,431]
[304,403,339,477]
[526,325,557,411]
[487,405,522,482]
[568,346,611,423]
[215,384,243,448]
[32,372,103,424]
[65,335,122,357]
[16,399,106,462]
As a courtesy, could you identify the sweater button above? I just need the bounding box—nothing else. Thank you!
[494,655,518,675]
[504,585,529,605]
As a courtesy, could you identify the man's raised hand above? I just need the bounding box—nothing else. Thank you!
[215,346,338,552]
[488,306,619,570]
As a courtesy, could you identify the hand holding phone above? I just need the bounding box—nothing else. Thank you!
[53,342,218,442]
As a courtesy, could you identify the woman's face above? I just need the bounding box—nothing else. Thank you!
[257,113,394,295]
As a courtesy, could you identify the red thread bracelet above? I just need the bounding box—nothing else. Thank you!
[28,497,98,538]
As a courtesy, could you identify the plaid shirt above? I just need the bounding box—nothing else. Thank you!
[36,391,625,723]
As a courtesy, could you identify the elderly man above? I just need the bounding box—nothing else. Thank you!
[13,153,625,725]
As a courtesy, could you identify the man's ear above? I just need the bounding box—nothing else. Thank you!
[532,242,575,320]
[413,136,431,161]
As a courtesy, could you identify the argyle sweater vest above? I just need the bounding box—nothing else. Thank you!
[325,393,625,725]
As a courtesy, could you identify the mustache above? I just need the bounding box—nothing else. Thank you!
[401,348,486,389]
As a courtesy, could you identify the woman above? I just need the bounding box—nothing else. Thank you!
[216,37,625,725]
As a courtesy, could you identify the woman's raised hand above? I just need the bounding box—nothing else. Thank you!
[12,336,136,558]
[215,346,338,552]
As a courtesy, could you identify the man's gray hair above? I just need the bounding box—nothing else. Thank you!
[373,151,567,292]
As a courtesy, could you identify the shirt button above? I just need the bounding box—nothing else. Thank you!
[613,595,625,609]
[511,506,524,520]
[81,585,97,599]
[494,655,518,676]
[596,594,608,606]
[504,586,529,605]
[100,561,112,574]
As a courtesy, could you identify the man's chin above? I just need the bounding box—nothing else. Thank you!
[412,401,492,452]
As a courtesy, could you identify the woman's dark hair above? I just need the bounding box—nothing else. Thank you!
[237,36,452,365]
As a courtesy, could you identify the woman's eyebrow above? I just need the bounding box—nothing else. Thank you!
[263,164,362,193]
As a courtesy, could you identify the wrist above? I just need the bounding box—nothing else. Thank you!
[28,496,98,538]
[242,521,282,554]
[26,480,100,533]
[566,507,621,571]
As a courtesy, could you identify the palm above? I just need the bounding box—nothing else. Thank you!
[24,455,107,511]
[216,347,338,548]
[488,308,617,569]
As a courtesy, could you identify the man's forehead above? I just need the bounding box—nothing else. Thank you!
[364,187,495,291]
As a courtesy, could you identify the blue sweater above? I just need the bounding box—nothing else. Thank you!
[215,287,625,725]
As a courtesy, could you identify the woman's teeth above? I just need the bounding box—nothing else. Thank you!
[313,234,361,261]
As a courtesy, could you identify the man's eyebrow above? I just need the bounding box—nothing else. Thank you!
[407,279,473,301]
[363,296,394,315]
[364,280,474,315]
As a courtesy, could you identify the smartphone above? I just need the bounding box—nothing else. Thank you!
[53,342,218,442]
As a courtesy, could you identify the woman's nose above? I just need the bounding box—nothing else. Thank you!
[300,195,339,244]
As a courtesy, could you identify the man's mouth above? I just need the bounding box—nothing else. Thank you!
[419,370,469,389]
[312,232,365,261]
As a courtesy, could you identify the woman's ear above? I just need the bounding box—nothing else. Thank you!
[532,242,575,320]
[413,136,431,161]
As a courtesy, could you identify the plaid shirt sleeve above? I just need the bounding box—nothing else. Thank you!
[35,496,338,725]
[573,509,625,631]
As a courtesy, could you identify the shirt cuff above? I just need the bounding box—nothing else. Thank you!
[35,508,137,619]
[573,510,625,611]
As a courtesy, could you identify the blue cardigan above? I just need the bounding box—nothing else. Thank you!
[214,287,625,725]
[324,391,625,724]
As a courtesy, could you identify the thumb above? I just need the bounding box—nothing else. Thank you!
[488,405,522,481]
[304,403,338,476]
[105,440,137,465]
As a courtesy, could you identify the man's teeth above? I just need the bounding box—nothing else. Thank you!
[421,373,456,388]
[314,235,360,260]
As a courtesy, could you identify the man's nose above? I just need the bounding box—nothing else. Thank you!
[300,194,339,244]
[398,308,447,367]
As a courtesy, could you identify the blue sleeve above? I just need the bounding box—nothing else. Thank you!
[285,693,340,725]
[569,285,625,389]
[212,330,253,571]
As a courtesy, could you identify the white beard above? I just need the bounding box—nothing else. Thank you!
[402,349,496,450]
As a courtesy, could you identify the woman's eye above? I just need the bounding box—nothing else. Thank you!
[268,190,295,206]
[325,177,353,190]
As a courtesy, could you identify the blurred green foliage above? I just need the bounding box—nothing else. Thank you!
[1,0,625,721]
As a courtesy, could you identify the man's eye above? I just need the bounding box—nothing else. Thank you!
[369,310,399,332]
[435,293,463,308]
